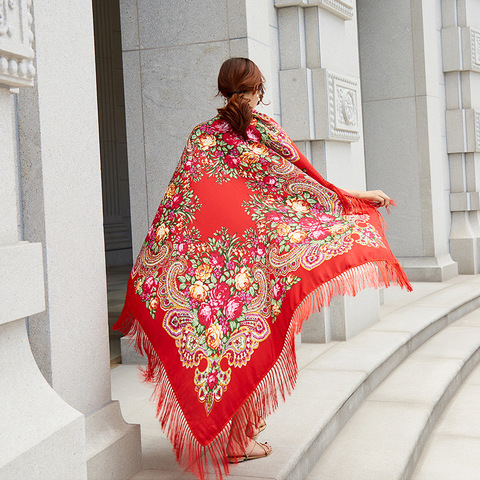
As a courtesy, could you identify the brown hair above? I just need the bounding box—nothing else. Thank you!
[217,57,265,139]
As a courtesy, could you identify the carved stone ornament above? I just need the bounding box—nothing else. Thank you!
[475,110,480,152]
[470,27,480,72]
[0,0,35,88]
[327,70,360,142]
[275,0,353,20]
[313,0,353,20]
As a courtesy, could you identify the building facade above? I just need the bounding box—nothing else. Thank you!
[1,0,479,478]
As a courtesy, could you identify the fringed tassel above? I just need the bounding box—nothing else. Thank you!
[114,258,411,480]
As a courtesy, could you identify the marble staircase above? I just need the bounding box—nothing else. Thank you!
[110,274,480,479]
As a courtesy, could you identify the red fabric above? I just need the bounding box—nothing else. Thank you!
[113,111,412,479]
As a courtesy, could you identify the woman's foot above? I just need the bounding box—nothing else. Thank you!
[247,418,267,438]
[227,438,273,463]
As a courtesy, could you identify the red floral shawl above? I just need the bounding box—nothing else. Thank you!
[114,111,411,479]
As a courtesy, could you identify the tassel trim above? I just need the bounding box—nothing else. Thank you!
[114,259,411,480]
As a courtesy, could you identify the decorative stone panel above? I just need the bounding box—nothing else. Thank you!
[446,109,480,153]
[469,27,480,71]
[313,68,360,142]
[310,0,353,20]
[441,26,480,73]
[275,0,353,20]
[0,0,35,88]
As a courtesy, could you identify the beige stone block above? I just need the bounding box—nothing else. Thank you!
[228,37,249,58]
[446,108,480,153]
[369,356,463,404]
[362,96,423,256]
[278,6,305,70]
[279,67,312,140]
[309,401,430,480]
[137,0,229,49]
[139,42,229,221]
[245,0,271,46]
[122,50,149,254]
[306,329,410,374]
[0,91,19,244]
[275,0,308,7]
[0,242,45,325]
[357,0,415,102]
[435,383,480,437]
[226,0,248,38]
[0,319,87,479]
[413,436,480,480]
[119,0,139,50]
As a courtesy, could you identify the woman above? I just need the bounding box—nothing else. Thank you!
[114,57,411,479]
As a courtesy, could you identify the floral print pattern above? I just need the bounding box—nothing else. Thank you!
[130,112,383,414]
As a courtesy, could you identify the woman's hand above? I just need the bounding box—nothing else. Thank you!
[343,188,391,207]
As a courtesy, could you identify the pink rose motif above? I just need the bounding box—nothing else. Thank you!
[210,282,230,308]
[223,133,241,146]
[256,243,266,256]
[142,276,158,297]
[272,282,286,301]
[224,296,243,320]
[177,242,188,255]
[198,303,216,327]
[266,211,284,223]
[206,370,218,389]
[211,119,229,133]
[170,193,183,209]
[262,176,276,187]
[152,207,163,224]
[312,227,330,241]
[147,223,155,238]
[314,212,335,224]
[210,251,225,267]
[246,125,261,142]
[225,154,240,169]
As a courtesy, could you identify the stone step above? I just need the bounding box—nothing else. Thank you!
[112,275,480,480]
[411,358,480,480]
[306,307,480,480]
[225,276,480,480]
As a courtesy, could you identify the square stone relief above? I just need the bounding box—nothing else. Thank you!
[314,69,360,142]
[0,0,35,88]
[470,27,480,72]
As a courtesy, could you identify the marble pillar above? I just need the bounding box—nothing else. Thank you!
[275,0,381,341]
[357,0,458,281]
[0,2,86,478]
[442,0,480,273]
[14,1,141,478]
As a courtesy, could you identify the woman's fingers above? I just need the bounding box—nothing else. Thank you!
[369,190,390,207]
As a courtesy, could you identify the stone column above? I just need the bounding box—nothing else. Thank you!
[0,2,86,478]
[357,0,458,281]
[442,0,480,273]
[15,1,141,479]
[275,0,380,341]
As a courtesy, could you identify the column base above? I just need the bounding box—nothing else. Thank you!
[86,401,142,480]
[450,237,480,274]
[0,319,87,480]
[302,288,380,343]
[398,254,458,282]
[120,336,147,365]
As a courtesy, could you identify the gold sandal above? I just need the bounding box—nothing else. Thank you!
[227,440,272,463]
